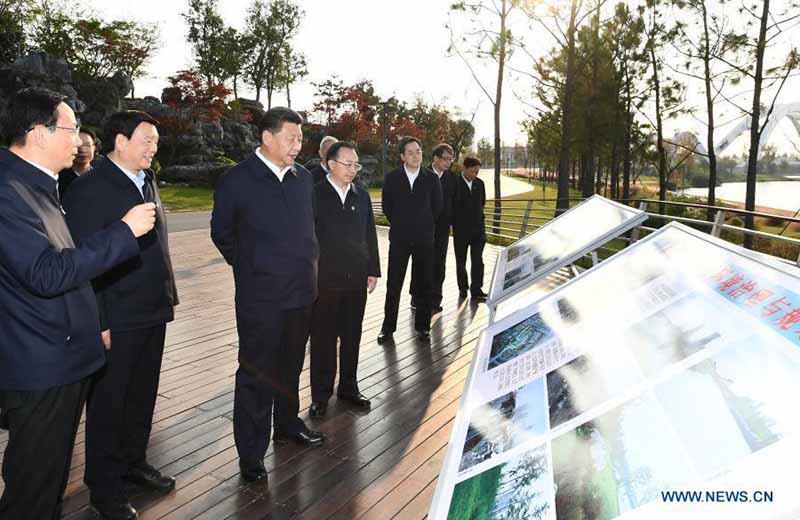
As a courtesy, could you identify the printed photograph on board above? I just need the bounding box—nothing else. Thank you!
[448,443,555,520]
[459,377,549,472]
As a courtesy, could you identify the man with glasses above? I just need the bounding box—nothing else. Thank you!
[410,143,456,314]
[0,87,156,520]
[58,127,96,200]
[378,137,442,342]
[63,110,178,520]
[308,141,380,418]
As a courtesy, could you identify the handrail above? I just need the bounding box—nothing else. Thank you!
[369,196,800,266]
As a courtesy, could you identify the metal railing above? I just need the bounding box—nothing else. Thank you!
[371,197,800,267]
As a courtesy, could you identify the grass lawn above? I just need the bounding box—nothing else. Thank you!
[159,185,214,212]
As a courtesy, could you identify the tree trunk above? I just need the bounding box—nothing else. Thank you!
[744,0,769,249]
[649,38,667,214]
[492,0,508,234]
[701,1,717,222]
[556,0,579,215]
[622,62,633,202]
[583,0,601,199]
[286,83,292,108]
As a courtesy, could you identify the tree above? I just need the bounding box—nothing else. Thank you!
[113,21,160,97]
[279,45,308,108]
[0,0,34,64]
[160,69,231,165]
[244,0,302,107]
[31,1,160,88]
[672,0,729,220]
[183,0,247,98]
[640,0,685,212]
[716,0,800,247]
[449,0,520,232]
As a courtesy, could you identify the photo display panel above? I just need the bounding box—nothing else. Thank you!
[488,195,647,308]
[430,222,800,520]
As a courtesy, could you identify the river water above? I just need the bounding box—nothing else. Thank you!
[682,181,800,212]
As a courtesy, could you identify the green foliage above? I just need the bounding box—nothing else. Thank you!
[244,0,303,106]
[183,0,248,97]
[30,1,160,84]
[0,0,33,64]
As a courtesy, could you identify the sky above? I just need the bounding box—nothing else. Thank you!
[88,0,800,156]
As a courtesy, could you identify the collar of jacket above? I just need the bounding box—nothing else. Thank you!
[0,148,59,193]
[248,152,304,182]
[96,156,155,189]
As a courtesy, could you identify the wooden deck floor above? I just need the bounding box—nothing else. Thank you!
[1,227,505,519]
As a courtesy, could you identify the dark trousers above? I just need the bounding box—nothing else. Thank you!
[310,288,368,402]
[410,225,449,308]
[454,233,486,294]
[233,304,311,465]
[0,379,89,519]
[382,240,434,333]
[84,324,166,497]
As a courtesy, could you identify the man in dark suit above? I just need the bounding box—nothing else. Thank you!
[0,87,155,520]
[58,127,96,200]
[309,141,380,418]
[306,135,338,184]
[453,157,487,301]
[410,143,456,314]
[378,137,442,342]
[211,107,325,485]
[63,110,179,520]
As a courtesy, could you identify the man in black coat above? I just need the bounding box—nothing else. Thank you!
[378,137,443,342]
[306,135,338,184]
[63,111,179,519]
[0,87,155,520]
[58,127,96,200]
[452,157,487,301]
[309,141,380,418]
[211,107,325,485]
[410,143,456,313]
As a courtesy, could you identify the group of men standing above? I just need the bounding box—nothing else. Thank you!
[377,138,487,343]
[0,96,487,519]
[0,88,175,520]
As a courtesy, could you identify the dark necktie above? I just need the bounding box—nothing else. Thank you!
[142,176,155,203]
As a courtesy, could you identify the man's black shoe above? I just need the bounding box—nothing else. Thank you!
[377,331,393,343]
[417,329,431,341]
[90,493,137,520]
[432,305,443,314]
[459,290,468,299]
[273,429,325,447]
[309,400,328,418]
[471,290,488,302]
[239,461,268,483]
[337,392,371,410]
[125,463,175,494]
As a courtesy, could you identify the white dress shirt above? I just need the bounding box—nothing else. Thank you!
[462,173,473,191]
[256,147,293,182]
[109,157,146,197]
[326,174,351,205]
[404,165,421,189]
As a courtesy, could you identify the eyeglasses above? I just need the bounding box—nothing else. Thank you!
[27,125,81,135]
[332,159,363,172]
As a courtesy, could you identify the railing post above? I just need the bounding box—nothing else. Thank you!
[518,200,533,239]
[630,201,647,244]
[711,210,726,238]
[591,251,599,266]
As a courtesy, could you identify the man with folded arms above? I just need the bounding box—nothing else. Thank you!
[0,87,155,520]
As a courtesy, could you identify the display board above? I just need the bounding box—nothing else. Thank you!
[487,195,646,309]
[430,222,800,520]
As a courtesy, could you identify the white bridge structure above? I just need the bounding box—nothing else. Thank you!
[676,103,800,158]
